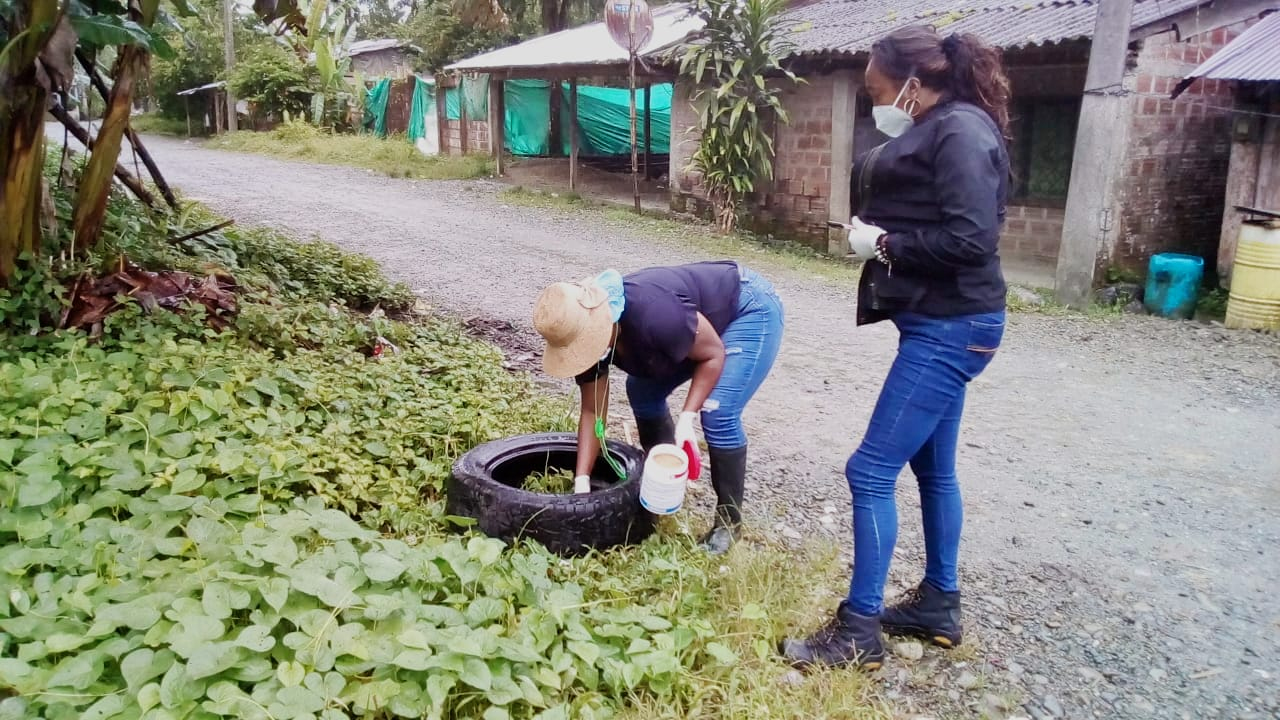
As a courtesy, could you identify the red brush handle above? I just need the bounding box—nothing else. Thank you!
[682,440,702,481]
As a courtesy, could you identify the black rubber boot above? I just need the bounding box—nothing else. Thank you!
[698,446,747,555]
[880,580,964,647]
[635,415,675,454]
[779,603,885,671]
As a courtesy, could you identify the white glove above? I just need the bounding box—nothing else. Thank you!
[846,216,885,260]
[675,411,698,451]
[574,475,591,494]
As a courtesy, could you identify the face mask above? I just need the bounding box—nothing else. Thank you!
[872,78,916,138]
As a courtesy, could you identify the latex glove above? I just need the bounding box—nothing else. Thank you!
[846,216,885,260]
[674,411,698,452]
[574,475,592,494]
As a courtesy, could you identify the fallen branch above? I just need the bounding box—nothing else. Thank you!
[76,50,179,209]
[48,103,157,207]
[169,219,234,244]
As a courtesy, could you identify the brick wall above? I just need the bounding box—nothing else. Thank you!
[1112,24,1242,274]
[754,74,835,249]
[669,74,837,250]
[1001,205,1067,263]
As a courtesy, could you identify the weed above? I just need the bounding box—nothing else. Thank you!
[211,122,494,180]
[524,468,578,494]
[1197,286,1229,320]
[129,112,197,137]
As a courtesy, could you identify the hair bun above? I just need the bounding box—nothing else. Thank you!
[941,33,961,60]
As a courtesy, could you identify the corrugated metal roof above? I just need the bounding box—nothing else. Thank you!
[1181,10,1280,83]
[348,39,413,56]
[446,3,704,72]
[780,0,1209,57]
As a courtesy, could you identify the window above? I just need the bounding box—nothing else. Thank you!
[1009,98,1080,205]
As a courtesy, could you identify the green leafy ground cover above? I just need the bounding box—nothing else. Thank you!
[0,156,886,720]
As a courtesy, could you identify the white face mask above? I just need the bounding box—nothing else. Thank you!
[872,77,916,138]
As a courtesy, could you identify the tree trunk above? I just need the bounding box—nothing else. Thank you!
[0,87,49,282]
[71,47,147,250]
[0,0,60,283]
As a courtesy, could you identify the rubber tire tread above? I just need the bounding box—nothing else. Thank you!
[446,432,654,556]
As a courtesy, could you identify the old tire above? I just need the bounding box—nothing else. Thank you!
[446,432,654,556]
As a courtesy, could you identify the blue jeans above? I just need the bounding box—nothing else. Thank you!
[626,267,784,449]
[845,311,1005,615]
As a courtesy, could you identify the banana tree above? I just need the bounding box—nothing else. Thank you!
[0,1,70,281]
[0,0,308,284]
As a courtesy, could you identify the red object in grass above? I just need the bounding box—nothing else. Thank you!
[682,439,702,481]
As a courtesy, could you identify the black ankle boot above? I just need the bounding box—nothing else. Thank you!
[880,580,964,647]
[635,415,675,453]
[779,604,885,670]
[698,446,746,555]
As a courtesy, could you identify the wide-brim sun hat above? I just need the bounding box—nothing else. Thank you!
[533,279,614,378]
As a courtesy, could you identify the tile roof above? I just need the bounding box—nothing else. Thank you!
[780,0,1210,57]
[1180,10,1280,85]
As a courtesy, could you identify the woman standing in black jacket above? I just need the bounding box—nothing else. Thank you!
[781,26,1012,670]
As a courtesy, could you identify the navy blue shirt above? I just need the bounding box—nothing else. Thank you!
[576,261,741,384]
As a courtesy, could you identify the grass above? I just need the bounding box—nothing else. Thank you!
[129,111,196,137]
[211,121,494,180]
[500,186,862,284]
[589,531,892,720]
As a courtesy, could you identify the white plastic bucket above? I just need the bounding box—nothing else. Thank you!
[639,443,689,515]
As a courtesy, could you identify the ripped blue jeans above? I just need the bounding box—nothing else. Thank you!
[625,267,784,449]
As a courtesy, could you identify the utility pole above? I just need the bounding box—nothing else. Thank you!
[1054,0,1135,307]
[223,0,237,132]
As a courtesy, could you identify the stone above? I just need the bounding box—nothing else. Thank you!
[894,641,925,662]
[1079,666,1105,683]
[1149,668,1167,682]
[1124,299,1148,315]
[778,669,805,687]
[984,693,1012,712]
[1041,694,1065,717]
[957,671,980,691]
[1009,285,1046,307]
[1095,283,1142,306]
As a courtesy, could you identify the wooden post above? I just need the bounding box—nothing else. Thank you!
[435,75,448,155]
[459,78,469,154]
[185,96,191,137]
[629,54,640,213]
[569,79,579,192]
[549,82,563,157]
[643,83,652,180]
[489,75,505,175]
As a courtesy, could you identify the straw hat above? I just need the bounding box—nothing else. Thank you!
[533,280,615,378]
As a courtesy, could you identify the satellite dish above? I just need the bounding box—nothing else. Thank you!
[605,0,654,54]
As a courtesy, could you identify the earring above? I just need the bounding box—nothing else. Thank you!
[904,97,921,117]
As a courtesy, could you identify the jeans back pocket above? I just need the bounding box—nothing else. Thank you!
[966,320,1005,354]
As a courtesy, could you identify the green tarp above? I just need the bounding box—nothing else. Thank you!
[408,76,432,144]
[442,78,672,158]
[363,78,391,137]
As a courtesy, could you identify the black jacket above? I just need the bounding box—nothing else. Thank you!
[851,100,1009,325]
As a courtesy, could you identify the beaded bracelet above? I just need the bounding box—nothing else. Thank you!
[874,234,892,274]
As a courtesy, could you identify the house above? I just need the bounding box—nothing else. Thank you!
[1173,10,1280,286]
[668,0,1278,286]
[348,39,421,79]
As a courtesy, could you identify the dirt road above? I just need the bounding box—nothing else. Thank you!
[70,133,1280,719]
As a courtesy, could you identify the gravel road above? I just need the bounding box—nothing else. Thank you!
[67,132,1280,719]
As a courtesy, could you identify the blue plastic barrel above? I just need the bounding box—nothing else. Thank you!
[1144,253,1204,319]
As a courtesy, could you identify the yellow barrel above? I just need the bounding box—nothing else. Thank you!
[1226,219,1280,330]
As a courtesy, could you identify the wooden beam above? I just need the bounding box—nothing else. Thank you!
[489,76,506,175]
[569,79,579,192]
[459,79,469,154]
[434,75,448,155]
[643,83,652,180]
